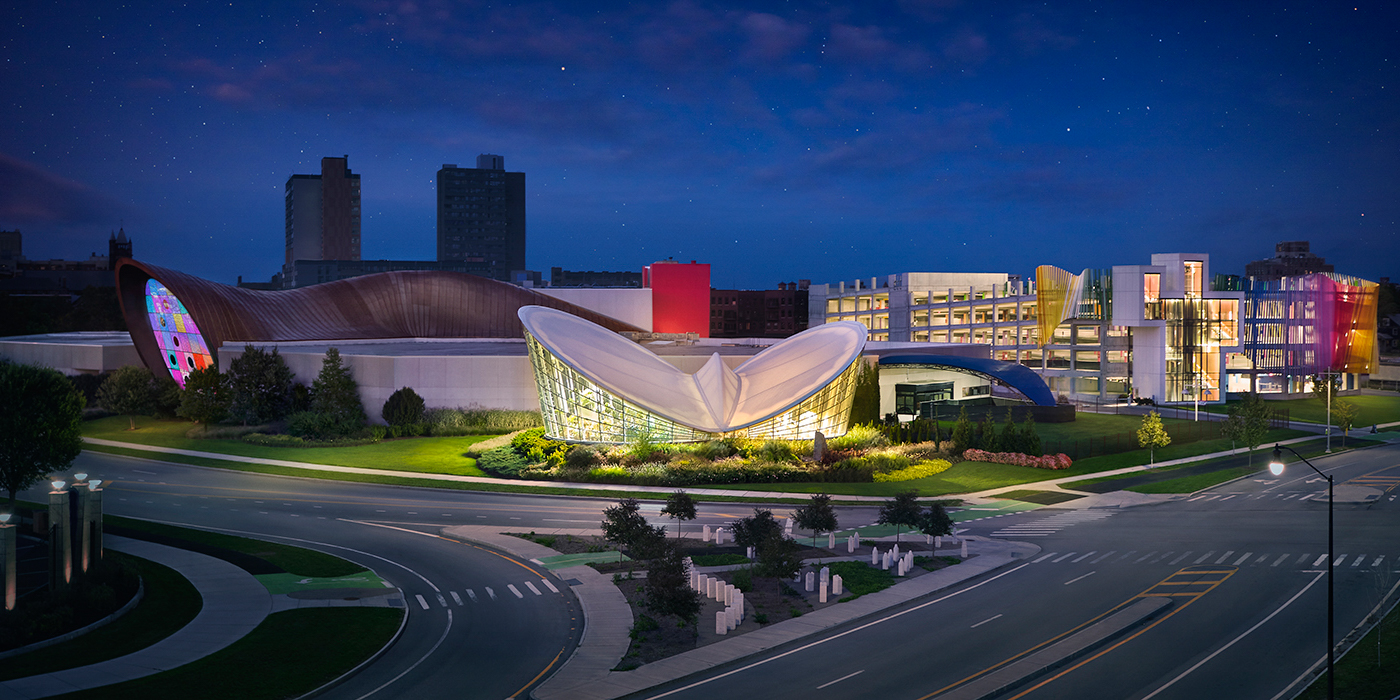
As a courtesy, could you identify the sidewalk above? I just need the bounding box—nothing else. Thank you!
[443,525,1038,700]
[0,536,271,700]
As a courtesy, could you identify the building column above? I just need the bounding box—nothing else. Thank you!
[49,482,71,591]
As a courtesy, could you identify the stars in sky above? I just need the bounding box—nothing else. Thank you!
[0,1,1396,287]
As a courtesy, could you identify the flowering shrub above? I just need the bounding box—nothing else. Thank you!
[873,459,953,482]
[962,449,1072,470]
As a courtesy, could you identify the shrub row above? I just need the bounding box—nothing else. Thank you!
[962,449,1073,470]
[424,407,542,436]
[873,459,954,482]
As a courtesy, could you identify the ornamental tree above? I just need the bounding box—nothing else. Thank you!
[1137,410,1171,465]
[97,365,156,430]
[227,345,294,425]
[878,490,923,544]
[660,490,697,541]
[0,362,84,508]
[1333,400,1360,447]
[310,347,366,436]
[644,542,701,624]
[177,366,229,424]
[917,503,954,557]
[792,493,838,546]
[381,386,426,427]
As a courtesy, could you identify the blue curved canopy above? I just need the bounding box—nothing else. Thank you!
[878,354,1057,407]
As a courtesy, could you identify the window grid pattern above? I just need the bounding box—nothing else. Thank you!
[728,360,860,442]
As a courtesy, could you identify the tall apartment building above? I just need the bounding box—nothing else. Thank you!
[1244,241,1334,280]
[437,155,526,281]
[284,156,361,286]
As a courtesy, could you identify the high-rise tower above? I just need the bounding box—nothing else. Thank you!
[436,155,525,281]
[284,156,361,284]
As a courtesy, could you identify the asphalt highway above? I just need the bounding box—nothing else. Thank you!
[30,442,1399,700]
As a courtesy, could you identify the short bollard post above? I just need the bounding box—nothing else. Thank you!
[961,540,969,558]
[820,580,828,603]
[726,583,735,605]
[735,592,745,620]
[728,606,738,631]
[703,524,711,542]
[747,545,756,559]
[828,532,836,549]
[717,611,728,635]
[926,534,933,545]
[895,557,904,576]
[820,566,830,585]
[833,574,843,596]
[906,552,914,571]
[690,570,699,590]
[714,528,723,545]
[881,551,891,570]
[871,547,879,566]
[847,535,856,554]
[709,577,719,599]
[892,544,900,560]
[805,571,815,592]
[935,535,942,549]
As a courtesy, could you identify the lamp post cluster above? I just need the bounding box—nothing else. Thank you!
[1268,445,1334,700]
[0,471,104,611]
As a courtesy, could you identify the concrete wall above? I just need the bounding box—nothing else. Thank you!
[0,333,143,375]
[537,288,653,332]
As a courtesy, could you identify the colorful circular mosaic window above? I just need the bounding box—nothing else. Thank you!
[145,279,213,387]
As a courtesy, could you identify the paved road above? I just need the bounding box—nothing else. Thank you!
[636,443,1400,700]
[31,450,863,699]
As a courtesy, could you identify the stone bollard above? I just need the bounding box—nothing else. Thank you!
[726,583,735,605]
[828,532,836,549]
[961,540,969,558]
[747,545,756,559]
[716,610,728,635]
[714,528,724,545]
[820,580,828,603]
[892,544,900,560]
[735,592,745,620]
[935,535,942,549]
[710,577,721,599]
[847,535,856,554]
[805,571,815,592]
[871,547,879,566]
[696,573,708,593]
[881,551,891,570]
[820,566,830,585]
[727,606,738,631]
[926,534,933,545]
[703,524,711,542]
[690,570,699,590]
[833,574,844,596]
[896,557,905,576]
[906,552,914,571]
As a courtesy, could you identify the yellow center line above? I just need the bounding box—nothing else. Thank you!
[918,567,1236,700]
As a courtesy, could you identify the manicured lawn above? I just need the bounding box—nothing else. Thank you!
[85,415,491,476]
[52,608,403,700]
[926,411,1194,444]
[1296,598,1400,700]
[827,561,895,600]
[1196,394,1400,426]
[0,552,201,681]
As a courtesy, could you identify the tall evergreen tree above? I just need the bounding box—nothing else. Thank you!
[951,406,975,455]
[978,412,997,451]
[998,409,1019,453]
[311,347,366,435]
[1020,414,1043,457]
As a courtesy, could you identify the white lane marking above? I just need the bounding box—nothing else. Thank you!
[476,515,487,518]
[450,591,463,605]
[132,469,158,475]
[1273,554,1290,567]
[1233,552,1253,566]
[1352,555,1366,567]
[467,589,478,602]
[1136,551,1159,563]
[638,564,1030,700]
[816,670,864,690]
[1117,551,1138,561]
[415,594,430,610]
[486,587,497,600]
[525,582,542,596]
[1153,552,1174,563]
[543,519,595,523]
[1033,553,1058,563]
[1053,552,1077,563]
[1091,551,1117,563]
[1215,551,1235,564]
[1334,554,1347,566]
[1297,554,1312,566]
[1142,571,1326,700]
[1312,554,1328,567]
[1219,495,1237,501]
[542,578,559,593]
[970,613,1004,628]
[1169,552,1192,565]
[1072,551,1097,563]
[436,594,447,607]
[1284,494,1299,500]
[1195,551,1215,564]
[1372,555,1386,568]
[1255,554,1269,564]
[508,584,524,598]
[1188,495,1208,502]
[1064,571,1097,586]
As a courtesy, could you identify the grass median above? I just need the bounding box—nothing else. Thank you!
[1193,394,1400,427]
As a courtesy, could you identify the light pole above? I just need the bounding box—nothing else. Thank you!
[1269,445,1333,700]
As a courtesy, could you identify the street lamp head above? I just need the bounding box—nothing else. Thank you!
[88,479,103,489]
[1268,446,1285,476]
[72,472,88,482]
[0,512,9,524]
[50,479,66,491]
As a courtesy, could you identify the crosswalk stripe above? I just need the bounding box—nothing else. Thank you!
[1118,551,1138,561]
[1033,552,1057,563]
[1195,552,1215,564]
[525,582,542,595]
[508,584,524,598]
[1298,554,1313,566]
[1215,551,1235,565]
[1136,551,1158,563]
[1233,552,1253,566]
[1352,555,1367,567]
[467,589,478,602]
[1091,551,1117,563]
[1373,556,1386,567]
[1169,552,1192,565]
[1053,552,1077,562]
[1255,554,1269,564]
[1153,551,1174,563]
[1072,551,1097,563]
[415,594,429,610]
[450,591,463,605]
[1313,554,1328,567]
[486,587,497,600]
[436,594,447,607]
[1334,554,1347,567]
[1273,554,1290,567]
[541,578,560,593]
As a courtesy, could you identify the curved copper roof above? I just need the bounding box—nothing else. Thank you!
[116,259,642,377]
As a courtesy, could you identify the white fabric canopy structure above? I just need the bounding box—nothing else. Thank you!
[519,306,867,443]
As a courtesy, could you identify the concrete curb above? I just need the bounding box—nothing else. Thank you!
[296,593,410,700]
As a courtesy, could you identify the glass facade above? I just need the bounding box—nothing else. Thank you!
[525,333,860,443]
[145,279,213,388]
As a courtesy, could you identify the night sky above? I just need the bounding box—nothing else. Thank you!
[3,1,1396,288]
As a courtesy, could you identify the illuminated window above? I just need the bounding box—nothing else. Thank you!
[1184,261,1203,298]
[145,280,214,388]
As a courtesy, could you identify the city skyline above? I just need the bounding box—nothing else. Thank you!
[2,1,1396,289]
